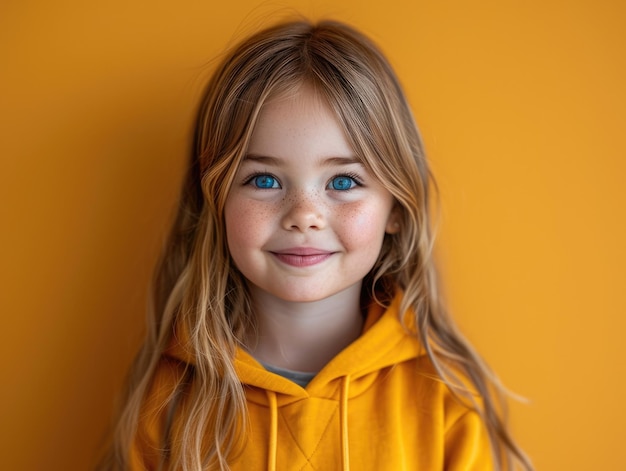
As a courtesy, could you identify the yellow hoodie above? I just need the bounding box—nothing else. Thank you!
[131,293,494,470]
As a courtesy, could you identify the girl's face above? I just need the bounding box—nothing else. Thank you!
[224,84,398,304]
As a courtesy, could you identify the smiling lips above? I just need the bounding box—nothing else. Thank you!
[271,248,334,267]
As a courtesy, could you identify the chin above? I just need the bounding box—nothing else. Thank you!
[265,284,359,305]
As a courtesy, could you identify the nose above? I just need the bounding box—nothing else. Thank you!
[281,190,327,232]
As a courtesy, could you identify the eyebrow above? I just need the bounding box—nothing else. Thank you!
[244,154,363,167]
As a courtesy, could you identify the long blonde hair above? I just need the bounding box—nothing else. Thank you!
[99,19,532,471]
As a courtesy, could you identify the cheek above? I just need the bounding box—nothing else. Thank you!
[335,202,391,250]
[225,198,274,251]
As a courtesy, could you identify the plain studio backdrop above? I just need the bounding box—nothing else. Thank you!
[1,1,624,469]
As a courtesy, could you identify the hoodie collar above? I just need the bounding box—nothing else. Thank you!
[234,292,422,401]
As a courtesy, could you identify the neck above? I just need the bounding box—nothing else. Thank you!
[246,284,364,372]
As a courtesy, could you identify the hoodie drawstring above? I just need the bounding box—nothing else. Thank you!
[340,375,351,471]
[266,390,278,471]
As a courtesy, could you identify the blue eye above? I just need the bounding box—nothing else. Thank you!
[329,175,357,191]
[252,174,279,189]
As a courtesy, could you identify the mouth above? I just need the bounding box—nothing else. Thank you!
[270,247,334,267]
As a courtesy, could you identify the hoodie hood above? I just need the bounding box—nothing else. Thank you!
[134,291,494,471]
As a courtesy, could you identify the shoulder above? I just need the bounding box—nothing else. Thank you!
[129,356,190,470]
[413,355,495,470]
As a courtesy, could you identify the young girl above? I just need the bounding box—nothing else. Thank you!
[100,19,532,471]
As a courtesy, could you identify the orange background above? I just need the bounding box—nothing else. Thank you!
[1,1,624,470]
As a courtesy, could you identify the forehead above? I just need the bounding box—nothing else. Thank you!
[247,84,355,161]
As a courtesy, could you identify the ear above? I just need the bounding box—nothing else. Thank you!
[385,206,402,234]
